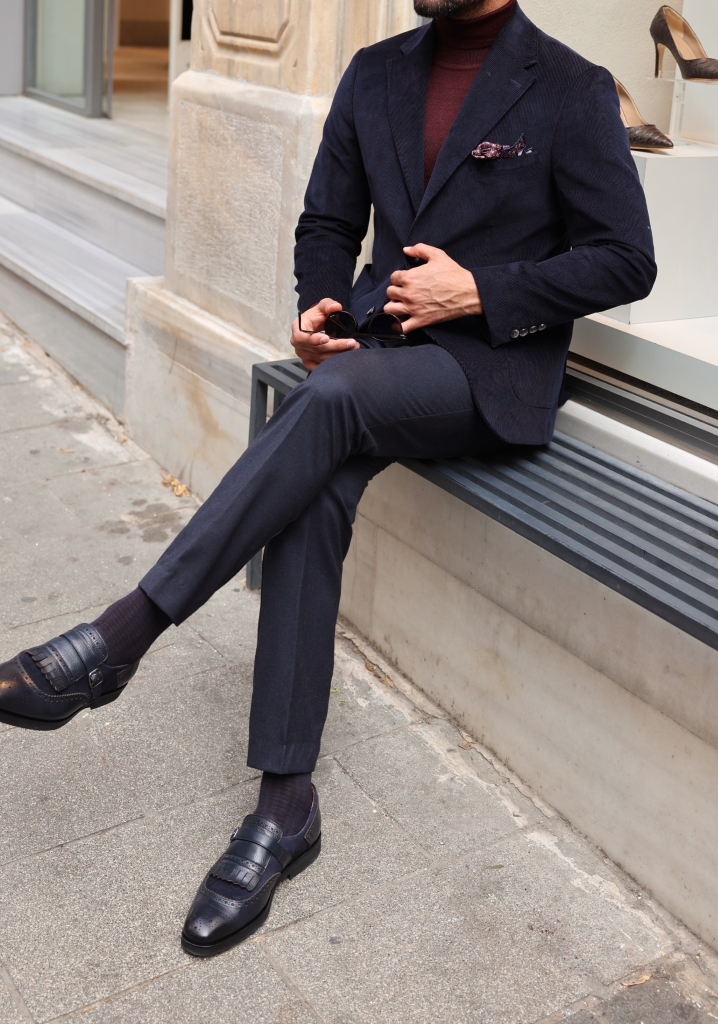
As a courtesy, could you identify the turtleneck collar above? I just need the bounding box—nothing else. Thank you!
[434,0,516,65]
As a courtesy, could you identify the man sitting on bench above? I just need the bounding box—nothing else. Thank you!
[0,0,655,957]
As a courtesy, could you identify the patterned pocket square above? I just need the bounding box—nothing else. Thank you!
[471,134,532,160]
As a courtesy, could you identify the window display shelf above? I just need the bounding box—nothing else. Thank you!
[571,311,718,415]
[663,0,718,144]
[598,0,718,412]
[604,141,718,325]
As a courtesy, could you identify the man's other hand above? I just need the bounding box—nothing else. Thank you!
[291,298,360,371]
[384,244,482,333]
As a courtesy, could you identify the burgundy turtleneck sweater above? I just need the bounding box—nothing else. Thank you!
[423,0,516,187]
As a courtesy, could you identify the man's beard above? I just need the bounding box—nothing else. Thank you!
[414,0,490,17]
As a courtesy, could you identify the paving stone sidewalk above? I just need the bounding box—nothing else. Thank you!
[1,310,718,1024]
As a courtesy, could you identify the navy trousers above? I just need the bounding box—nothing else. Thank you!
[140,344,504,773]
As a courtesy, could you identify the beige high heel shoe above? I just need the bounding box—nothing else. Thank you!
[651,6,718,81]
[614,78,673,151]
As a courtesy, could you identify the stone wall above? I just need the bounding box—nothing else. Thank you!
[125,1,425,464]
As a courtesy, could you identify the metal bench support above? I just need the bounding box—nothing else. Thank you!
[246,359,309,589]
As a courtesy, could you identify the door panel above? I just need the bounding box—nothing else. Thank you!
[25,0,113,116]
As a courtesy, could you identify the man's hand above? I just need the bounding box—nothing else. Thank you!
[384,244,482,333]
[291,298,360,370]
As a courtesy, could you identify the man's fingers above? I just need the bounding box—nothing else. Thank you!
[384,299,410,317]
[317,297,343,315]
[295,298,343,335]
[385,285,407,303]
[403,242,441,260]
[396,315,421,334]
[292,336,359,358]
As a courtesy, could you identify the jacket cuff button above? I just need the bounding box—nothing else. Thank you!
[510,329,520,339]
[519,328,529,337]
[539,324,547,331]
[529,325,537,333]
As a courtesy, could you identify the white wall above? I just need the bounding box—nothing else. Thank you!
[521,0,683,132]
[0,0,24,95]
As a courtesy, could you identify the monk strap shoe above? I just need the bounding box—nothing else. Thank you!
[182,787,322,957]
[0,623,138,730]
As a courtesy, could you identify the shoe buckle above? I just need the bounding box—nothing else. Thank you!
[88,667,103,696]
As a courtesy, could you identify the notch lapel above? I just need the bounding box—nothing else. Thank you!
[386,24,435,215]
[416,8,538,219]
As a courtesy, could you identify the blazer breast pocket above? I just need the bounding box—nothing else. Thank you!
[488,152,541,173]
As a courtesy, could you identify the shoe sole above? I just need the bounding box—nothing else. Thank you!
[180,834,322,958]
[0,686,125,731]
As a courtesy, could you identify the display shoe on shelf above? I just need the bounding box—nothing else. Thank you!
[614,78,673,151]
[651,6,718,81]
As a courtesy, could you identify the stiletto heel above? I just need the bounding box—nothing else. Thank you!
[654,41,666,78]
[614,78,673,151]
[650,6,718,81]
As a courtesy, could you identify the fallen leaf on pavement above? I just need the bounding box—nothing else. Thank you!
[162,472,190,497]
[364,659,394,686]
[621,973,652,987]
[458,741,473,750]
[59,447,74,453]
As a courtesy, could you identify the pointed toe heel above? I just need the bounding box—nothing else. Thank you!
[614,78,673,152]
[651,6,718,82]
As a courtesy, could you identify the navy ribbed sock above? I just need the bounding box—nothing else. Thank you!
[255,771,313,837]
[92,587,172,665]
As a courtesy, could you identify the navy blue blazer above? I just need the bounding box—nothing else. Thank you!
[294,5,656,445]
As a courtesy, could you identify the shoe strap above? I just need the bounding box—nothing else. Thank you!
[231,814,292,870]
[209,814,292,893]
[27,623,108,694]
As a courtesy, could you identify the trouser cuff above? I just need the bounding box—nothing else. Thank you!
[247,739,320,775]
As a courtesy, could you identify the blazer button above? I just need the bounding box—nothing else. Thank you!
[520,328,529,337]
[529,325,537,333]
[539,324,547,331]
[510,329,520,339]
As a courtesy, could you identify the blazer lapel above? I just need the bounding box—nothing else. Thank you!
[416,6,538,219]
[386,23,435,215]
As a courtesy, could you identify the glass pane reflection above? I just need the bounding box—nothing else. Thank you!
[33,0,86,106]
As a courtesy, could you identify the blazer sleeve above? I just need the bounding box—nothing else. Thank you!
[294,51,373,313]
[471,65,657,348]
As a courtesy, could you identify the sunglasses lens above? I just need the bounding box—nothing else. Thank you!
[368,313,405,340]
[324,311,359,339]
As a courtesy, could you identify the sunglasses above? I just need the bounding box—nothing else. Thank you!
[298,309,409,344]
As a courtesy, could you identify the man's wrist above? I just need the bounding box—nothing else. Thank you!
[462,269,482,316]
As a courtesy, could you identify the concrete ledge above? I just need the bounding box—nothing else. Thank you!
[125,276,282,497]
[340,463,718,951]
[571,313,718,413]
[0,263,125,413]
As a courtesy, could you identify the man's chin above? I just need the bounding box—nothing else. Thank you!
[413,0,489,17]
